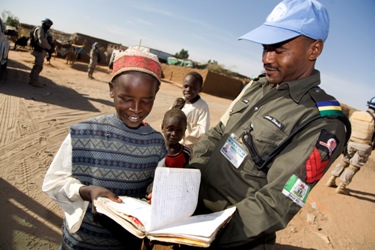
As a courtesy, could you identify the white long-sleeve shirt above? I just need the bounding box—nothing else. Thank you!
[181,97,210,146]
[42,134,88,233]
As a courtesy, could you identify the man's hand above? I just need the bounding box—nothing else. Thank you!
[79,185,122,213]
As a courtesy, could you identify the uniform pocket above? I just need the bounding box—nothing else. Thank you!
[251,116,288,157]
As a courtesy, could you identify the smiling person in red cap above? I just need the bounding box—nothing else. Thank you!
[42,47,167,250]
[186,0,351,249]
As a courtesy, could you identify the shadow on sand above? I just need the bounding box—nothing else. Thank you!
[0,58,113,112]
[0,178,62,247]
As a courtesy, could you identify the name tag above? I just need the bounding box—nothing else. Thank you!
[220,134,247,169]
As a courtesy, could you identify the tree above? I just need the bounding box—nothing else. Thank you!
[174,49,189,60]
[1,10,20,27]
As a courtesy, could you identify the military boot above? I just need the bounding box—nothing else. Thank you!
[336,183,350,195]
[326,176,337,188]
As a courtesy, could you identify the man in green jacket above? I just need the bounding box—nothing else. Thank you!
[189,0,349,249]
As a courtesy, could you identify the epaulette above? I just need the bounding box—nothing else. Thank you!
[308,87,343,117]
[252,73,266,81]
[308,87,351,145]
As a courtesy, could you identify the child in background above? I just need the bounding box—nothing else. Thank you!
[174,71,210,149]
[161,108,191,168]
[142,108,191,249]
[42,47,167,250]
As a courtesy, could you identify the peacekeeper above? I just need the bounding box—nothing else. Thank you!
[187,0,350,249]
[327,97,375,194]
[29,18,54,87]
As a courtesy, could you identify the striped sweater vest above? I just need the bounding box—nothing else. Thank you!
[62,115,166,250]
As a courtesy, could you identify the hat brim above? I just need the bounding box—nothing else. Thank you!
[239,24,301,45]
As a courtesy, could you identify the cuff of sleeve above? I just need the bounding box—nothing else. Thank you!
[68,183,86,201]
[64,183,89,234]
[65,200,89,233]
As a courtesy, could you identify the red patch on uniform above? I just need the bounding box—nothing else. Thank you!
[305,147,329,183]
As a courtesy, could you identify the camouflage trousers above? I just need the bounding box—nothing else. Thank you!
[331,141,372,185]
[30,50,47,84]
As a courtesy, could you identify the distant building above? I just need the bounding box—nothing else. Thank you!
[106,43,128,65]
[149,48,174,63]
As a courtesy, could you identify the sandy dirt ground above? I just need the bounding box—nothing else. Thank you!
[1,49,374,250]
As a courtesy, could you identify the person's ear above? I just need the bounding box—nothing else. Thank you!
[109,82,114,98]
[308,40,323,61]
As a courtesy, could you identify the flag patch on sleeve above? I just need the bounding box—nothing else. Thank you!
[282,174,311,207]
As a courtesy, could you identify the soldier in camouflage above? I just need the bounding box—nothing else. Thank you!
[327,97,375,194]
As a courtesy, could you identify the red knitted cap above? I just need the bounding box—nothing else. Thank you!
[112,47,162,84]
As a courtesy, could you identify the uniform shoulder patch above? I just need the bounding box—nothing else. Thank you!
[317,129,338,157]
[304,129,338,183]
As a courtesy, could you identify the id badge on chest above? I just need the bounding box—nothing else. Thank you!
[220,133,248,169]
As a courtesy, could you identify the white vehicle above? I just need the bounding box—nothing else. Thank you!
[0,17,10,73]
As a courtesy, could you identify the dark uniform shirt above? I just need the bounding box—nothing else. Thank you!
[190,70,347,248]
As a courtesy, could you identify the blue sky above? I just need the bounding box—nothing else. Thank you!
[2,0,374,110]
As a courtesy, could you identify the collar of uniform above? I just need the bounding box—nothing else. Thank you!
[279,70,321,103]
